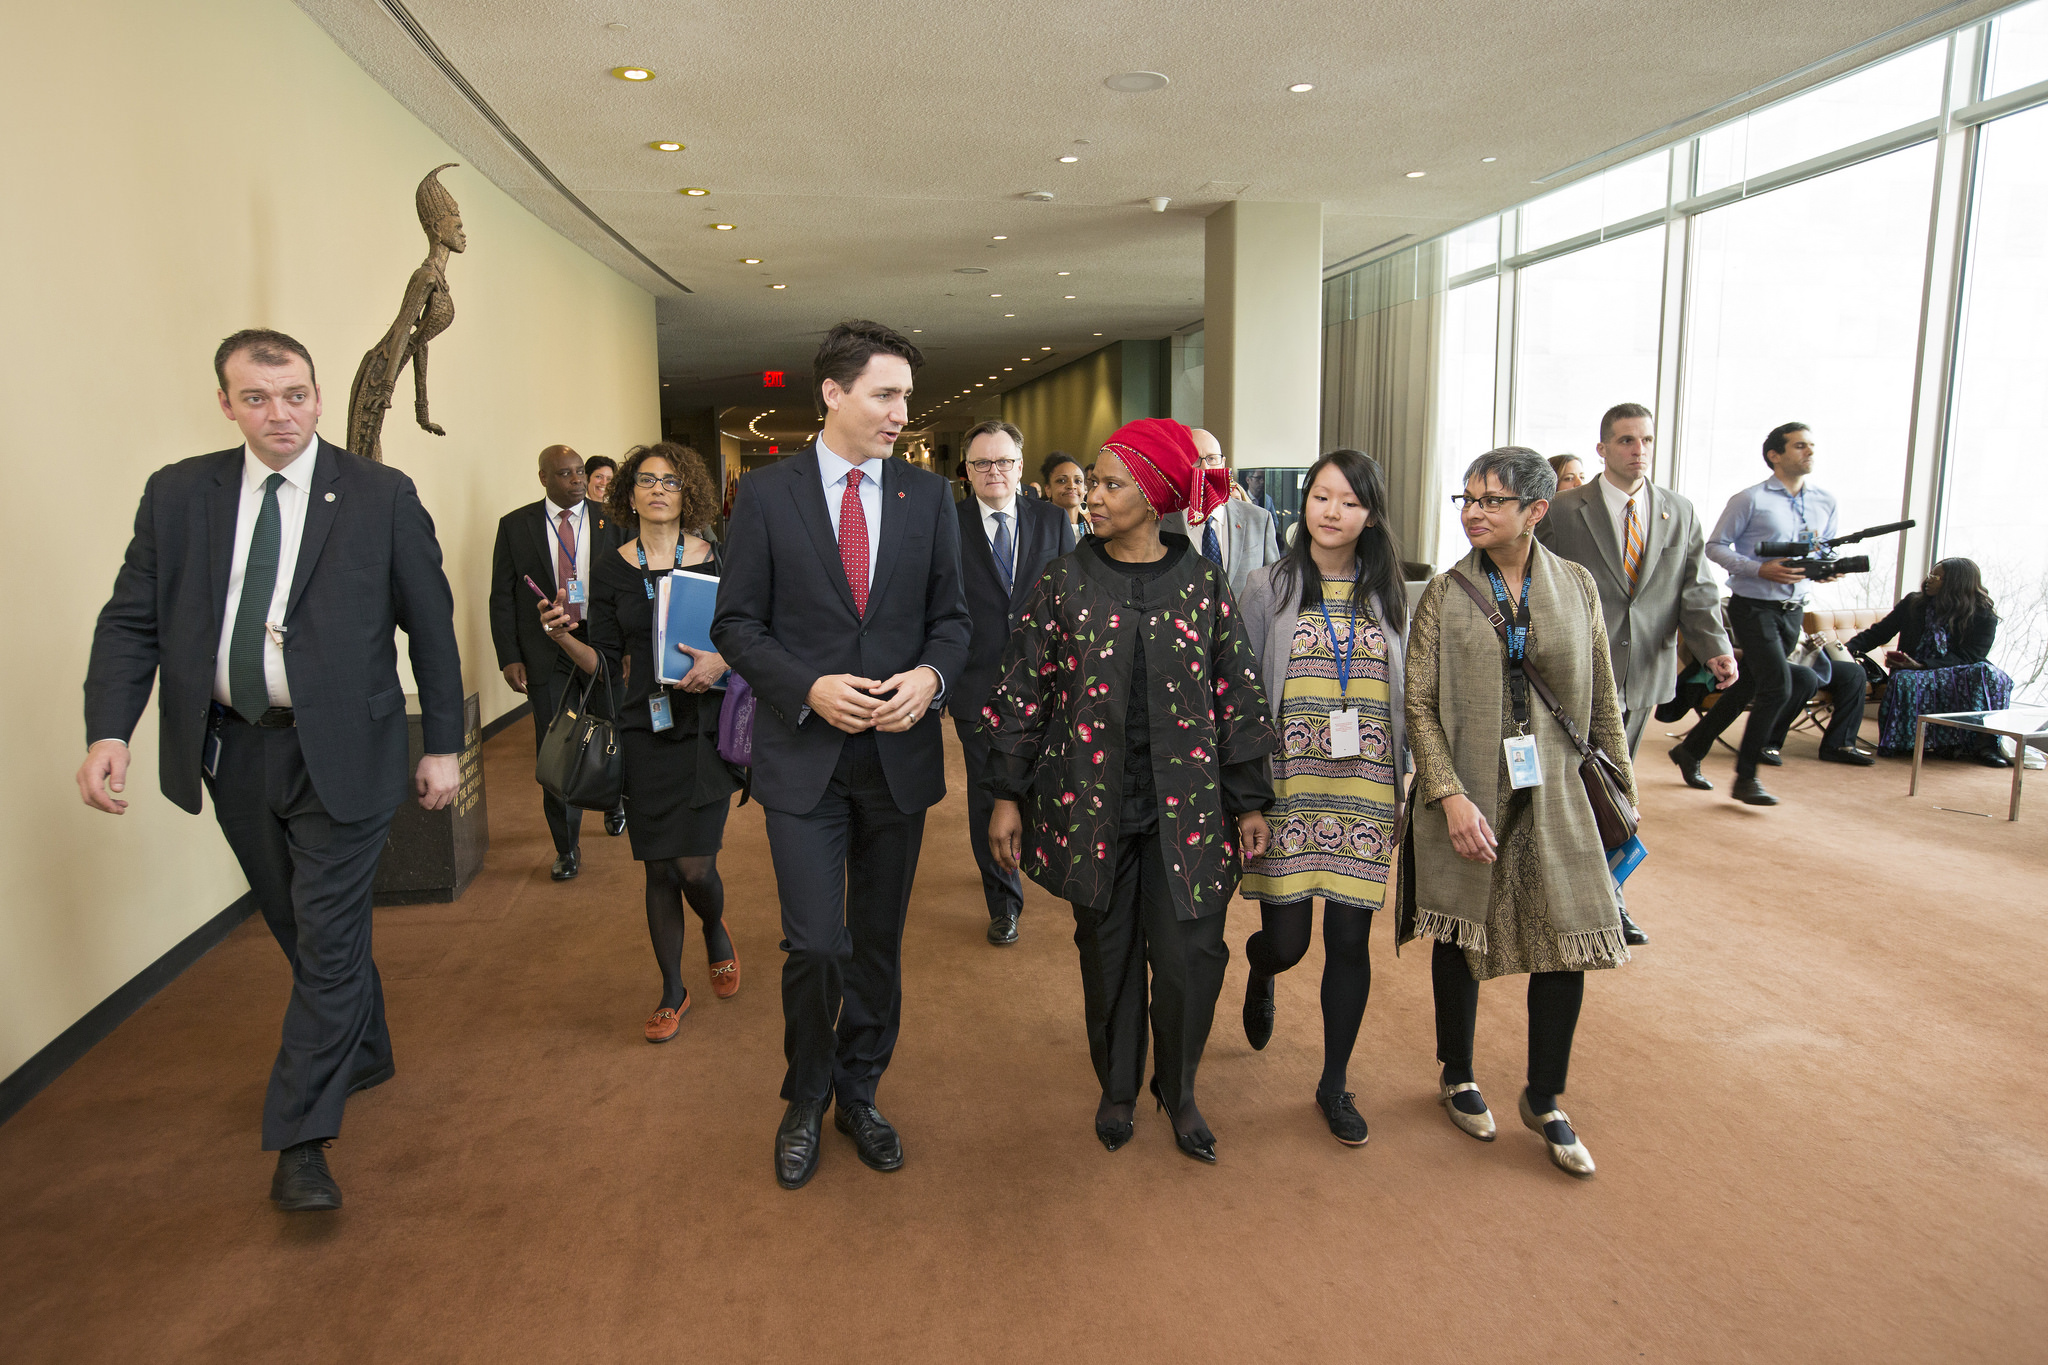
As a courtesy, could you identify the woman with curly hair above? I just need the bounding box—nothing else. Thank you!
[541,442,743,1041]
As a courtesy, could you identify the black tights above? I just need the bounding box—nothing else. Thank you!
[1245,899,1372,1096]
[644,856,732,1009]
[1430,939,1583,1111]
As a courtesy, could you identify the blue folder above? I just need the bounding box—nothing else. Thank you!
[656,570,723,686]
[1606,834,1647,887]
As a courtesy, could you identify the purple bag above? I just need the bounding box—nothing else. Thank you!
[717,671,756,768]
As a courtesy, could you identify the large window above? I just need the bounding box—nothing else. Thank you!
[1941,103,2048,702]
[1678,144,1937,610]
[1431,278,1498,567]
[1512,227,1666,463]
[1695,43,1946,194]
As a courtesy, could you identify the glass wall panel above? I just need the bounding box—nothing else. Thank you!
[1940,104,2048,702]
[1511,228,1665,464]
[1520,152,1669,253]
[1448,216,1500,276]
[1431,279,1498,567]
[1986,0,2048,97]
[1695,42,1946,193]
[1678,144,1937,610]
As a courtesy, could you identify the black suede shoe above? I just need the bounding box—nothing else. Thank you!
[1758,747,1783,766]
[604,807,627,837]
[1732,775,1779,806]
[347,1060,395,1095]
[270,1140,342,1212]
[834,1101,905,1171]
[1618,906,1648,946]
[775,1100,826,1190]
[1242,975,1276,1051]
[1669,745,1713,790]
[987,915,1019,946]
[1819,745,1876,767]
[1315,1090,1369,1146]
[550,849,580,881]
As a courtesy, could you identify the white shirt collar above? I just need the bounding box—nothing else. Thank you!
[243,435,320,493]
[544,495,585,522]
[1598,471,1646,509]
[977,493,1017,519]
[817,436,876,486]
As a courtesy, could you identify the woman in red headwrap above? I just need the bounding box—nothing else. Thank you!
[981,419,1277,1163]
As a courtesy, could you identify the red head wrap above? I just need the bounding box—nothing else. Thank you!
[1098,419,1231,521]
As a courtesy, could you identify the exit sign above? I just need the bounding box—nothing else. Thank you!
[763,371,785,388]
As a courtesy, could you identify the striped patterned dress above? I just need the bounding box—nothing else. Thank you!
[1240,580,1397,909]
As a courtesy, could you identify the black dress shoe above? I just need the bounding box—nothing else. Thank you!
[1618,906,1648,946]
[1150,1076,1217,1163]
[834,1101,905,1171]
[987,915,1019,946]
[1095,1113,1135,1153]
[604,807,627,837]
[1242,975,1276,1051]
[1669,745,1713,790]
[1819,745,1876,767]
[550,849,580,881]
[1315,1090,1369,1146]
[1980,750,2013,768]
[1732,776,1779,806]
[775,1100,826,1190]
[347,1060,395,1095]
[1758,748,1783,766]
[271,1140,342,1212]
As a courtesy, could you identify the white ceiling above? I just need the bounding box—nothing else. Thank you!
[297,0,2007,423]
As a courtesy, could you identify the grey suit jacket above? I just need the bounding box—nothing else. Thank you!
[1166,497,1280,602]
[1534,479,1729,716]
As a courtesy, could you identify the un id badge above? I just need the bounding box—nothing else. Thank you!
[565,576,586,606]
[1505,733,1543,788]
[649,692,674,733]
[1329,707,1361,759]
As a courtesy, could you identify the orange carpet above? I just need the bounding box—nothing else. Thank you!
[1,716,2043,1363]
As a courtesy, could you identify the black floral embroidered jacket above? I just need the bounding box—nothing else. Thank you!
[982,536,1277,920]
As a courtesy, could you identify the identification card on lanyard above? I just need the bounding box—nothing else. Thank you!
[1504,733,1543,788]
[1320,592,1363,759]
[649,692,674,732]
[565,576,586,606]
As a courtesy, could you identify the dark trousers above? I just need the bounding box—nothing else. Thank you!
[1431,940,1583,1098]
[1070,832,1229,1113]
[953,718,1023,922]
[528,656,586,855]
[763,730,926,1107]
[1680,596,1865,777]
[205,716,396,1150]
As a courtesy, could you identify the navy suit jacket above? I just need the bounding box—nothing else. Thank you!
[711,444,972,815]
[84,439,464,824]
[949,494,1073,722]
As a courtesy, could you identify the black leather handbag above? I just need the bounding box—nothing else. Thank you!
[536,657,623,811]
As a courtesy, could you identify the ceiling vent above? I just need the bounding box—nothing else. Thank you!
[1021,190,1056,202]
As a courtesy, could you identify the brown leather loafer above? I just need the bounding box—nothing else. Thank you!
[709,951,741,1000]
[644,997,690,1043]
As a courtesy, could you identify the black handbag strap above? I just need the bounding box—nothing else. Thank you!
[549,651,618,727]
[1446,570,1596,764]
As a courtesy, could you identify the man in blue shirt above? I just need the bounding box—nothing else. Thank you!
[1671,423,1872,805]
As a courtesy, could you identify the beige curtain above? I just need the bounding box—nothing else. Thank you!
[1321,240,1448,570]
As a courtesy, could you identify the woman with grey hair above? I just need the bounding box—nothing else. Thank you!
[1396,446,1635,1178]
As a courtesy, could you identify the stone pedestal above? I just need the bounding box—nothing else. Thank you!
[373,691,488,906]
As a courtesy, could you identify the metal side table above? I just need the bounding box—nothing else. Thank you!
[1909,709,2048,821]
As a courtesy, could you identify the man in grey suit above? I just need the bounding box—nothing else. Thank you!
[1165,427,1280,600]
[1535,403,1735,943]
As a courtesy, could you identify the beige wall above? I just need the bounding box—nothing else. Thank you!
[1204,202,1325,467]
[1000,347,1123,474]
[0,0,659,1079]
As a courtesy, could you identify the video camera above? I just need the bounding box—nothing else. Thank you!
[1756,519,1914,581]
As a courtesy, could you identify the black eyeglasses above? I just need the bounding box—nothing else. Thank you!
[1450,493,1529,511]
[634,473,684,492]
[965,458,1020,473]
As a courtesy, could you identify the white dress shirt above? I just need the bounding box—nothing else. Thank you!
[541,496,591,592]
[1598,473,1650,559]
[816,437,883,593]
[213,437,319,709]
[976,493,1019,548]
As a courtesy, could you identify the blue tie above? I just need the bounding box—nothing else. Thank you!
[229,473,285,722]
[1201,516,1223,568]
[991,510,1015,592]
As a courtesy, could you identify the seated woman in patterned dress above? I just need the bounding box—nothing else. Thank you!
[1396,447,1636,1180]
[1847,558,2011,765]
[983,419,1277,1164]
[1236,449,1409,1147]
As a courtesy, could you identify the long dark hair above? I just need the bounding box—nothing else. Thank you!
[1278,449,1406,633]
[1925,557,1995,631]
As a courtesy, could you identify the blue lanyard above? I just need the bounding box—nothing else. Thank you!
[1316,590,1359,701]
[553,504,582,573]
[637,540,683,597]
[1484,564,1531,662]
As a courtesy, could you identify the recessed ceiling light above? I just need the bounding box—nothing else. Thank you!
[1057,271,1071,276]
[1288,82,1315,93]
[1481,156,1498,163]
[613,66,654,81]
[1064,295,1075,299]
[1105,71,1169,93]
[993,235,1008,240]
[711,223,735,230]
[991,293,1002,298]
[1004,313,1015,317]
[741,257,761,264]
[770,283,786,289]
[1041,346,1052,350]
[912,328,922,332]
[651,141,684,152]
[1003,367,1013,371]
[1405,171,1426,178]
[1093,332,1103,336]
[1022,356,1032,360]
[976,383,984,387]
[680,187,709,196]
[1058,155,1080,163]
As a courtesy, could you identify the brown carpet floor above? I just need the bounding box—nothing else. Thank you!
[3,716,2044,1363]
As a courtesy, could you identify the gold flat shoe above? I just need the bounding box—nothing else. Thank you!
[1439,1080,1495,1142]
[1519,1091,1595,1177]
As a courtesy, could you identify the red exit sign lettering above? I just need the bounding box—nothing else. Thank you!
[763,371,785,388]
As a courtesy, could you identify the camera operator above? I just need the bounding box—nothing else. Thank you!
[1673,423,1872,806]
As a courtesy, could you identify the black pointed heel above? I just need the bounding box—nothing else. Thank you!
[1149,1076,1217,1163]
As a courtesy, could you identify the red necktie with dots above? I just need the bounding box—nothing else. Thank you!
[840,467,869,617]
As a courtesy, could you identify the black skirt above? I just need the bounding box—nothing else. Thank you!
[620,724,732,860]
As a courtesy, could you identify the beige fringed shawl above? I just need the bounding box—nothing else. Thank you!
[1398,541,1634,969]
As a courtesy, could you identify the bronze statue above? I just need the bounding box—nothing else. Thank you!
[347,163,466,461]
